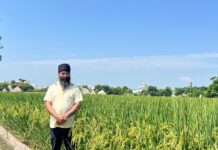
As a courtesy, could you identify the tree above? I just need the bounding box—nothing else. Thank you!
[0,83,8,91]
[142,90,148,96]
[18,83,34,92]
[175,88,187,96]
[188,87,207,97]
[0,36,3,61]
[94,85,113,94]
[147,86,159,96]
[206,76,218,97]
[159,87,172,97]
[82,85,89,89]
[94,85,133,95]
[112,87,124,95]
[122,86,132,95]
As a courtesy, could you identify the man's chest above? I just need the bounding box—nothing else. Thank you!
[52,87,76,103]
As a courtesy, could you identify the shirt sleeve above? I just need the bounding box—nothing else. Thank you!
[75,87,83,103]
[44,86,53,102]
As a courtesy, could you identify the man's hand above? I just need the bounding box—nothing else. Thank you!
[45,101,68,125]
[56,114,68,125]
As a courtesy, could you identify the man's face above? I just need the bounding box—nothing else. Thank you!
[58,71,71,88]
[59,71,70,78]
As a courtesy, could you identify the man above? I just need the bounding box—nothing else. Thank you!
[44,63,83,150]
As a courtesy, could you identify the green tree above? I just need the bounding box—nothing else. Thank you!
[94,85,113,94]
[122,86,133,95]
[147,86,159,96]
[188,87,207,97]
[142,90,148,96]
[94,85,133,95]
[112,87,124,95]
[175,88,186,96]
[82,85,89,89]
[18,83,34,92]
[0,83,8,91]
[11,80,17,88]
[206,76,218,97]
[159,87,172,97]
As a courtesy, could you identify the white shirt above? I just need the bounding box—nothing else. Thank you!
[44,81,83,128]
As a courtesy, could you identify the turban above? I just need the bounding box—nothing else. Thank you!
[58,63,71,73]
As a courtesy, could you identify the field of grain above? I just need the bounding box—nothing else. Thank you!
[0,93,217,149]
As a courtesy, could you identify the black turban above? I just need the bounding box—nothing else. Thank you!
[58,63,71,73]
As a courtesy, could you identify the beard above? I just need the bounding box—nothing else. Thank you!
[59,76,71,88]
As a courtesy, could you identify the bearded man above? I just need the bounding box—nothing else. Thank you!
[44,63,83,150]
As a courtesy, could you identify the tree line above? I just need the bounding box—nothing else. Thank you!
[94,76,218,98]
[1,76,218,97]
[0,81,34,92]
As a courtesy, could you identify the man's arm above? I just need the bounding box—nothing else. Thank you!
[64,102,81,118]
[44,101,67,124]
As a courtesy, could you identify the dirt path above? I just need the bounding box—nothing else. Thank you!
[0,124,31,150]
[0,136,13,150]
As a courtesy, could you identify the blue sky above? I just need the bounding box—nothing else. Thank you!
[0,0,218,89]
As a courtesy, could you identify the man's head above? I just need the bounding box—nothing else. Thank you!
[58,63,71,88]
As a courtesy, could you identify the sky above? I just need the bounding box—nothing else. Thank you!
[0,0,218,89]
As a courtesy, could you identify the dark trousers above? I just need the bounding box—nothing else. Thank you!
[50,127,74,150]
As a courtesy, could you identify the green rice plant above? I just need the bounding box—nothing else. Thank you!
[0,93,218,149]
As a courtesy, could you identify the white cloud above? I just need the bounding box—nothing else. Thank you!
[186,53,218,59]
[1,53,217,88]
[9,52,218,70]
